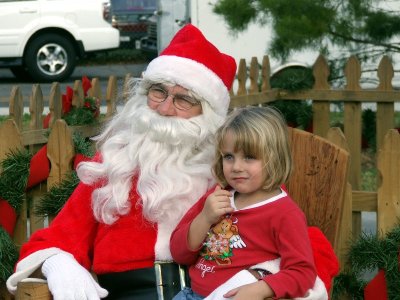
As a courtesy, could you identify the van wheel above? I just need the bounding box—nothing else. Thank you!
[24,34,77,83]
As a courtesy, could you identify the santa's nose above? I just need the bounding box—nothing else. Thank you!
[156,95,177,116]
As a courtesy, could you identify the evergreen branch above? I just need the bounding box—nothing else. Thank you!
[0,227,18,283]
[73,132,95,158]
[328,29,400,52]
[63,107,98,126]
[332,272,365,300]
[34,172,80,217]
[0,149,31,212]
[333,222,400,299]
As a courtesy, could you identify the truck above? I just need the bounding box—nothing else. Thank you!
[109,0,157,49]
[139,0,189,59]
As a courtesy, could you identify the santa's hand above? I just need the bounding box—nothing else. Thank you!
[42,252,108,300]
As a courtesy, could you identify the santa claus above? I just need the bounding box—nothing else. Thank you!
[6,24,237,299]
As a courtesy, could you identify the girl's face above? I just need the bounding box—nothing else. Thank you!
[221,131,265,195]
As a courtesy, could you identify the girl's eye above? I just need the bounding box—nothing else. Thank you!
[244,155,256,160]
[222,154,233,160]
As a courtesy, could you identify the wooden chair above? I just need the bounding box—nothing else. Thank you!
[9,127,350,300]
[287,127,350,257]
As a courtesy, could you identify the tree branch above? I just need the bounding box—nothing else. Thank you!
[328,30,400,52]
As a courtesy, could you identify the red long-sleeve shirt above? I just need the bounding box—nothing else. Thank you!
[170,189,317,299]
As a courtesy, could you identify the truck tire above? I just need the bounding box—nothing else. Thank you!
[24,34,77,83]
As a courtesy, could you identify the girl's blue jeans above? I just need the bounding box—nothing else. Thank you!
[173,287,204,300]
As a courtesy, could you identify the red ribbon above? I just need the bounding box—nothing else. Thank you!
[82,76,91,96]
[42,113,51,129]
[26,145,50,189]
[27,145,87,187]
[0,198,17,237]
[43,76,93,129]
[364,270,388,300]
[62,86,74,115]
[61,76,92,115]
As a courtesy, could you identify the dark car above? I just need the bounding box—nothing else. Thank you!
[110,0,157,49]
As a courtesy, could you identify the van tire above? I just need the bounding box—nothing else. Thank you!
[24,34,77,83]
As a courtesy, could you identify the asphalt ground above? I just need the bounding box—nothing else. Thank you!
[0,63,149,106]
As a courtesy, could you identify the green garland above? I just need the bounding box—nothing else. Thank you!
[63,98,100,126]
[0,150,31,283]
[332,223,400,299]
[0,133,94,283]
[34,172,80,217]
[0,228,18,283]
[73,132,96,157]
[0,149,31,213]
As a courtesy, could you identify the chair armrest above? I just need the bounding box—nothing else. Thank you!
[16,281,51,300]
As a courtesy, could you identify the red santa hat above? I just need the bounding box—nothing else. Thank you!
[143,24,237,117]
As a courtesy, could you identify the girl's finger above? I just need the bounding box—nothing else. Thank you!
[223,288,238,298]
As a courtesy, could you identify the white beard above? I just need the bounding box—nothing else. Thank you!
[77,92,224,259]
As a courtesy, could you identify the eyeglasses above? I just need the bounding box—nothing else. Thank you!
[147,84,201,111]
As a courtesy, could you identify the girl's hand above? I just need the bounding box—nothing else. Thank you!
[187,186,233,250]
[201,185,233,225]
[223,280,274,300]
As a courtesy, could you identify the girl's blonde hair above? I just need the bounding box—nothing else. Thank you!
[213,106,292,192]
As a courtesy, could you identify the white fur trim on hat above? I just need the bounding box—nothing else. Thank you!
[143,55,231,117]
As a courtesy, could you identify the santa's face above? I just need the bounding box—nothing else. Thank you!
[147,84,203,119]
[80,80,225,230]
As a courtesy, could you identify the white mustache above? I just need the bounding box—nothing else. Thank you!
[133,105,204,145]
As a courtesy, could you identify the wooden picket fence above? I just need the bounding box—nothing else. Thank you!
[231,54,400,238]
[1,54,400,299]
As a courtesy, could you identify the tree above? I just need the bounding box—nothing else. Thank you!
[213,0,400,80]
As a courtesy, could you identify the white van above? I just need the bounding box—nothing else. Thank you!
[0,0,120,82]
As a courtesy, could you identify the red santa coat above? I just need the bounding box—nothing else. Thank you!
[19,176,159,274]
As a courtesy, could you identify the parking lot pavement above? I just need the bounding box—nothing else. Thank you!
[0,63,149,106]
[70,63,148,80]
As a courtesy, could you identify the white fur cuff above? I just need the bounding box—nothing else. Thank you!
[6,247,64,294]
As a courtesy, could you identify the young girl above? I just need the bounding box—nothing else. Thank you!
[170,106,326,299]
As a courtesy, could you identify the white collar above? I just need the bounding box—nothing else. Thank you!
[230,188,287,211]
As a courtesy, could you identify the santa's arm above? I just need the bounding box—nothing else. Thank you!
[6,182,98,294]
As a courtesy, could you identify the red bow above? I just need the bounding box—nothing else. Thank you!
[63,76,92,114]
[43,76,93,128]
